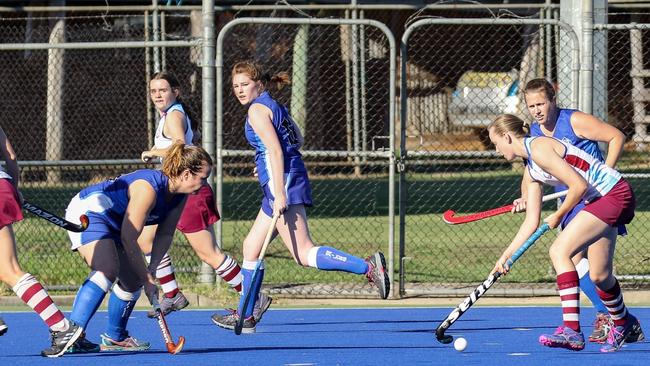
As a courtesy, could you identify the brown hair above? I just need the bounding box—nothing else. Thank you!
[151,71,198,133]
[488,114,530,138]
[161,142,212,178]
[231,60,291,91]
[523,78,556,102]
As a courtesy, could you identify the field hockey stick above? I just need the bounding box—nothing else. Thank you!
[434,223,550,344]
[442,191,567,225]
[22,200,89,232]
[234,213,280,335]
[151,297,185,354]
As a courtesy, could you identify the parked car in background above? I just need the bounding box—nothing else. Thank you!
[448,70,520,128]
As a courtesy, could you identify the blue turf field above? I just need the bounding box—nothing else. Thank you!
[0,307,648,365]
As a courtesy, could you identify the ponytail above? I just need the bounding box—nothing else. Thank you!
[488,114,529,138]
[162,142,212,178]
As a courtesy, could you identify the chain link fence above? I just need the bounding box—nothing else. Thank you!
[0,9,204,291]
[592,18,650,288]
[1,3,649,298]
[399,18,580,296]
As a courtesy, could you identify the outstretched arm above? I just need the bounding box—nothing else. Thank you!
[492,175,543,275]
[529,138,588,229]
[148,196,187,273]
[122,180,157,283]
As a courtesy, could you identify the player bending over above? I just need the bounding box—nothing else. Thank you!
[489,114,643,352]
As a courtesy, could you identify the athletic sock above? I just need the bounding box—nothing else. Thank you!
[146,253,179,298]
[557,271,580,332]
[12,273,69,332]
[306,246,368,274]
[575,258,609,314]
[597,279,628,326]
[106,283,141,341]
[71,271,113,329]
[238,260,264,318]
[215,255,243,294]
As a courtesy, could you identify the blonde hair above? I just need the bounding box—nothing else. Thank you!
[231,60,291,91]
[161,142,212,178]
[488,114,530,138]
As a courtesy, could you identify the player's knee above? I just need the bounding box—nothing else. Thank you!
[547,243,568,264]
[294,255,310,267]
[94,265,119,283]
[0,264,23,284]
[113,280,142,299]
[589,270,611,286]
[87,270,114,293]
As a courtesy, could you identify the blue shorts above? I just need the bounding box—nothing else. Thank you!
[261,171,313,216]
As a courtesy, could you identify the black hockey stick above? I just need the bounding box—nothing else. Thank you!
[435,223,550,344]
[22,200,89,232]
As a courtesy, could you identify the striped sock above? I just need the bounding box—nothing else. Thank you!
[152,253,180,298]
[12,273,69,332]
[215,255,243,294]
[597,279,628,326]
[557,271,580,332]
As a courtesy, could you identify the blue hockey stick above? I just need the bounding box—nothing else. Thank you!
[234,213,280,335]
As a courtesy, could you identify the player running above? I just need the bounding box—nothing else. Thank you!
[211,61,390,333]
[0,125,82,357]
[138,71,271,322]
[64,143,211,352]
[489,114,644,352]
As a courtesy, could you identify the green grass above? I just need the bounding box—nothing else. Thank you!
[8,171,650,293]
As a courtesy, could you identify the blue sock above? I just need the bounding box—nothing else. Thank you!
[106,284,140,341]
[70,271,112,329]
[307,246,368,274]
[239,260,264,318]
[576,258,608,314]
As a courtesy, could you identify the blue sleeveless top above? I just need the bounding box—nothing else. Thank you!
[244,91,306,186]
[78,169,185,230]
[530,108,604,161]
